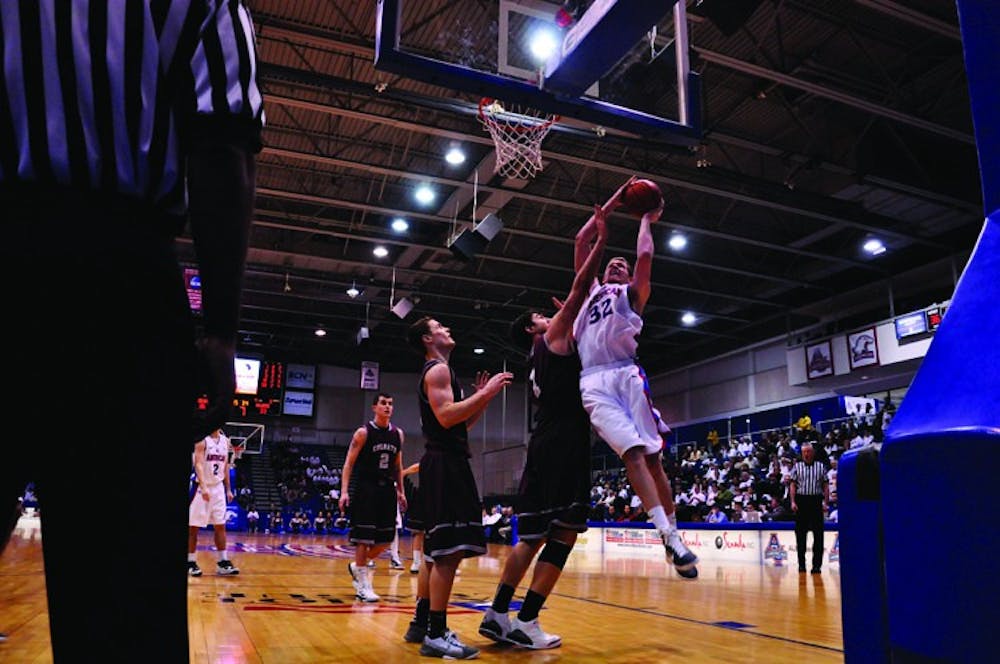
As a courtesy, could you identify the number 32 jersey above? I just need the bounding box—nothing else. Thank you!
[573,282,642,371]
[357,422,402,486]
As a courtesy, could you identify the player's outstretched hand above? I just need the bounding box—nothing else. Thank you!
[641,201,664,225]
[474,370,490,393]
[607,175,638,209]
[593,204,608,238]
[481,371,514,397]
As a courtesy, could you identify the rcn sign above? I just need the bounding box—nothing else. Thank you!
[286,363,316,390]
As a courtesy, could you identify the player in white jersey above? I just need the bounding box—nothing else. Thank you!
[187,429,239,576]
[572,180,698,578]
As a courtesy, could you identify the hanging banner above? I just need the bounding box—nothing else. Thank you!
[360,361,380,390]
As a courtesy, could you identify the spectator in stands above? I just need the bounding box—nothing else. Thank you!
[268,510,284,534]
[796,410,813,434]
[313,510,327,534]
[246,507,260,534]
[496,507,515,543]
[706,505,728,524]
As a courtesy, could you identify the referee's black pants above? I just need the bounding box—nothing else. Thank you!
[1,193,197,663]
[794,495,825,571]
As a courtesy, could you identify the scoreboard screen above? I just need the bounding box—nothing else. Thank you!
[196,360,286,418]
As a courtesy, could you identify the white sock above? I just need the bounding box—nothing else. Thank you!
[391,535,400,561]
[647,505,671,534]
[413,550,422,565]
[217,549,228,562]
[667,512,677,530]
[187,552,197,562]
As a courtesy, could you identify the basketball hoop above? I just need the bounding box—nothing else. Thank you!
[479,98,559,179]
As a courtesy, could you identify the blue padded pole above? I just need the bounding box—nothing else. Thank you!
[876,2,1000,661]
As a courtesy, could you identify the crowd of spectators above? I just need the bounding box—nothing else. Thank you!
[588,405,892,526]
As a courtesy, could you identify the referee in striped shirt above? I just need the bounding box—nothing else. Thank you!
[790,442,830,573]
[0,2,263,661]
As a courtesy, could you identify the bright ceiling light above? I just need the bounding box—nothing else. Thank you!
[373,246,389,258]
[668,233,688,251]
[681,312,697,326]
[346,281,360,298]
[473,347,485,355]
[391,217,409,233]
[529,29,559,62]
[414,184,435,205]
[445,147,466,165]
[314,328,327,337]
[863,238,886,256]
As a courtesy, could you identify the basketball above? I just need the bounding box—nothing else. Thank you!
[620,179,663,216]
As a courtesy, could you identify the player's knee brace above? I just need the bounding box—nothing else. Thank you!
[537,539,573,570]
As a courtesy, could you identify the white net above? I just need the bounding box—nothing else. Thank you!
[223,421,264,459]
[479,98,559,179]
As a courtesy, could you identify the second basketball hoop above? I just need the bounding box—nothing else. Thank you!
[478,97,559,179]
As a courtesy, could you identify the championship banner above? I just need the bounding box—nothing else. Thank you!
[360,361,380,390]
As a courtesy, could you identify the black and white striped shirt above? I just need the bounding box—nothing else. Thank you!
[0,0,264,217]
[791,460,828,496]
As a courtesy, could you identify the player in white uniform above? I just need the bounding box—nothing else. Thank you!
[572,181,698,578]
[188,429,239,576]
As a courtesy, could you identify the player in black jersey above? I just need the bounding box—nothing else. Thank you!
[340,393,406,603]
[402,317,513,660]
[478,203,610,650]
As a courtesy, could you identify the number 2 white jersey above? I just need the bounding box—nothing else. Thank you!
[200,431,230,487]
[573,281,642,373]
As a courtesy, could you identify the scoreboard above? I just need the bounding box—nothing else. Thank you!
[196,360,312,419]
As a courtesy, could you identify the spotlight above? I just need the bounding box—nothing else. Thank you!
[314,328,327,337]
[373,246,389,258]
[681,312,697,326]
[863,238,886,256]
[391,217,409,233]
[529,29,559,61]
[668,234,688,251]
[414,185,435,205]
[346,281,360,299]
[473,347,485,355]
[444,147,466,165]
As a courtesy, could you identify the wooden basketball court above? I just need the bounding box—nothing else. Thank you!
[1,520,842,662]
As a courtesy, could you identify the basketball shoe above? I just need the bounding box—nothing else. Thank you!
[217,559,239,575]
[507,618,561,649]
[410,560,421,574]
[419,630,479,659]
[390,557,405,570]
[357,568,380,603]
[478,607,512,643]
[404,619,426,643]
[662,531,698,579]
[187,561,202,577]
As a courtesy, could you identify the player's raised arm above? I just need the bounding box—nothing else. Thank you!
[574,176,634,271]
[629,203,662,316]
[548,204,609,354]
[425,364,511,429]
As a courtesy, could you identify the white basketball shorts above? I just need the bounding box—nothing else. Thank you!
[579,364,666,457]
[189,482,228,527]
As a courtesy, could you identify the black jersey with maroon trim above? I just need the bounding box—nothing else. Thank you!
[418,360,470,456]
[355,421,402,485]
